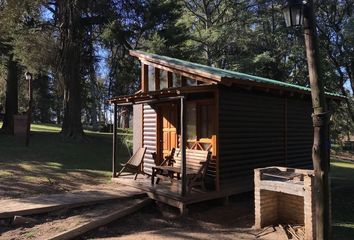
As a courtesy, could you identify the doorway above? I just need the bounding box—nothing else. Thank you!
[157,103,178,165]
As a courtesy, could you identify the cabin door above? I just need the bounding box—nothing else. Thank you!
[157,103,178,165]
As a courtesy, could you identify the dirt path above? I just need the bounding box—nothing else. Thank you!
[82,193,288,240]
[0,198,147,240]
[0,191,288,240]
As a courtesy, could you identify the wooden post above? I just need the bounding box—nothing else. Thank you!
[180,97,187,196]
[141,64,148,92]
[303,1,331,239]
[167,72,173,88]
[155,68,160,91]
[112,103,118,178]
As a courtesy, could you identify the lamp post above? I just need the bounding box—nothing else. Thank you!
[283,1,331,239]
[25,71,33,146]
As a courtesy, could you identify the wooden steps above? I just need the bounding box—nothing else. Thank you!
[0,187,152,240]
[0,186,145,219]
[47,198,152,240]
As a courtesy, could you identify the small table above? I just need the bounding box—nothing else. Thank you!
[151,166,196,185]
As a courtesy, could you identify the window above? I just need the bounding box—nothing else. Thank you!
[186,78,197,86]
[198,104,213,139]
[186,101,214,141]
[172,73,181,87]
[148,65,155,91]
[186,102,197,141]
[160,70,168,89]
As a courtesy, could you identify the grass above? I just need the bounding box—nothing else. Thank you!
[331,160,354,239]
[0,122,132,198]
[0,123,130,173]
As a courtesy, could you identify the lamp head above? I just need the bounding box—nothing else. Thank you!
[283,0,306,27]
[25,71,32,81]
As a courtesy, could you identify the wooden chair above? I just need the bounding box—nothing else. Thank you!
[173,148,211,192]
[116,147,146,180]
[151,148,211,192]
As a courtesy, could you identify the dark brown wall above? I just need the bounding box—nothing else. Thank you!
[286,98,313,169]
[218,86,313,190]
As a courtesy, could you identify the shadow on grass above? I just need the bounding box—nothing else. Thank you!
[0,130,130,171]
[331,160,354,239]
[0,129,131,198]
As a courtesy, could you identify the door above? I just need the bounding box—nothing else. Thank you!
[158,103,178,164]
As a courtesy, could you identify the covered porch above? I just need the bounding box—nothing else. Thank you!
[109,85,231,213]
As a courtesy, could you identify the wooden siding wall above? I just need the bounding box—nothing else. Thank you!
[286,98,313,169]
[143,104,157,175]
[218,87,313,190]
[133,104,143,153]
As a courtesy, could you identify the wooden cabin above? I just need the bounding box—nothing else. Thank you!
[109,50,341,213]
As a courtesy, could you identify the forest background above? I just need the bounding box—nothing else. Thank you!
[0,0,353,141]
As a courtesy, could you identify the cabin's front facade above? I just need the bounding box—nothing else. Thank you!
[110,50,340,212]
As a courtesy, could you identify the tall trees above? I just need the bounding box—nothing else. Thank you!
[1,56,19,134]
[0,0,351,140]
[317,1,354,122]
[56,0,84,138]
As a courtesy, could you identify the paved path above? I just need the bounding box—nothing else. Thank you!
[0,186,145,218]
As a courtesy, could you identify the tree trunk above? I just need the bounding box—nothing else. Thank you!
[88,43,98,131]
[1,56,19,134]
[36,74,51,123]
[57,0,84,139]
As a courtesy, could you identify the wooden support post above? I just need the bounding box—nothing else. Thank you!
[112,104,118,178]
[179,203,188,216]
[167,72,173,88]
[155,68,160,90]
[303,1,331,239]
[180,97,187,196]
[141,64,148,92]
[181,76,187,87]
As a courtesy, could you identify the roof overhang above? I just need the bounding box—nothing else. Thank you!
[129,50,344,101]
[130,50,221,85]
[108,85,216,105]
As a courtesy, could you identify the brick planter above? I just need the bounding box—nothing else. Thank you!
[254,167,315,240]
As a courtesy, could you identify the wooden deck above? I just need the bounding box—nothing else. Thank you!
[112,174,249,214]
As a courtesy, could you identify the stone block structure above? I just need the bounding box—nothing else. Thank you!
[254,167,315,240]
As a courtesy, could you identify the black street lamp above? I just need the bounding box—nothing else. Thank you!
[25,71,33,146]
[283,1,331,240]
[282,0,305,27]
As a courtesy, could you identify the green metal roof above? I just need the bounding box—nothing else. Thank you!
[132,50,343,98]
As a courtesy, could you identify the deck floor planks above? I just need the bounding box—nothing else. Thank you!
[112,174,248,206]
[0,186,145,218]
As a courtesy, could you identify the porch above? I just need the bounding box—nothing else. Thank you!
[110,85,218,201]
[111,174,250,214]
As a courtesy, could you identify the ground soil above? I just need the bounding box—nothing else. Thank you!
[0,191,289,240]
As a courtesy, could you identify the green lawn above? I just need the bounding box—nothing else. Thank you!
[331,160,354,239]
[0,123,131,198]
[0,123,130,172]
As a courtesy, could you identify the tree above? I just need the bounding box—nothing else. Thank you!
[1,55,19,134]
